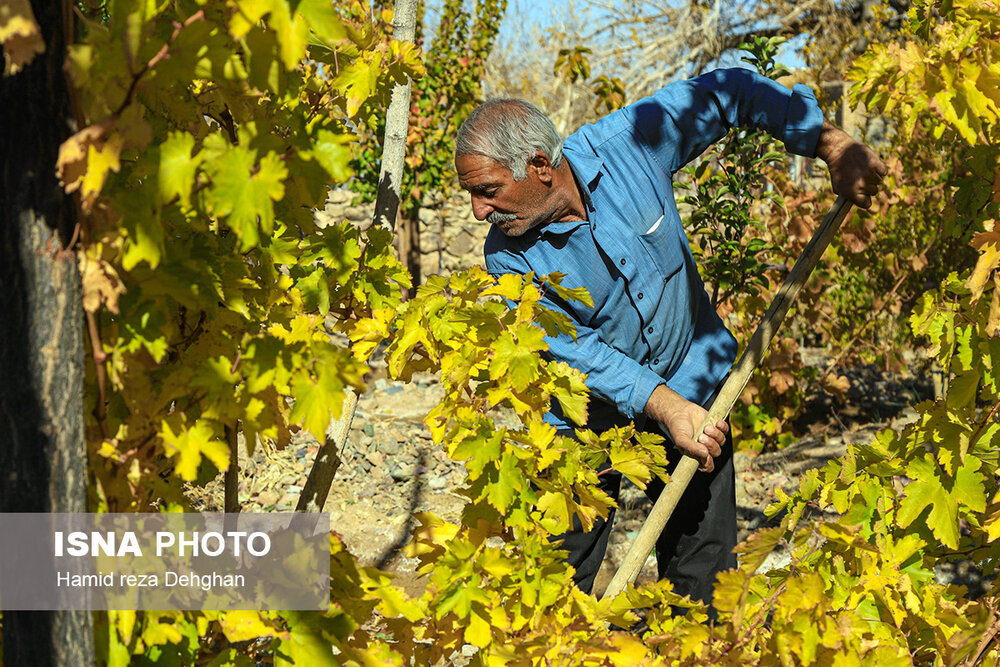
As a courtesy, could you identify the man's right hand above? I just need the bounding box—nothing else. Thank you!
[815,120,888,210]
[644,384,728,473]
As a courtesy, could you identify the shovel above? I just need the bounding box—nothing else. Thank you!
[600,195,854,601]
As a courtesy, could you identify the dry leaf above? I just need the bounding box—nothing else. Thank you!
[0,0,45,76]
[56,123,122,210]
[910,252,928,271]
[78,249,126,314]
[822,373,850,396]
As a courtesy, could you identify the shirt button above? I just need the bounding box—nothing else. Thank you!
[653,358,660,364]
[619,258,626,266]
[647,327,654,334]
[637,292,644,300]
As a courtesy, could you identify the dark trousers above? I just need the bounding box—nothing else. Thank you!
[552,425,737,609]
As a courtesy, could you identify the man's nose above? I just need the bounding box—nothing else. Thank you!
[471,198,492,221]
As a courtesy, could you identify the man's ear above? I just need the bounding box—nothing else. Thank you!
[528,152,553,183]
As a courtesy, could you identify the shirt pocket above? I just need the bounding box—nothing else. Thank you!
[636,203,685,281]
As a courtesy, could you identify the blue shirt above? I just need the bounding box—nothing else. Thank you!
[484,68,824,431]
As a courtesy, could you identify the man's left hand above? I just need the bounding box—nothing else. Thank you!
[815,120,888,210]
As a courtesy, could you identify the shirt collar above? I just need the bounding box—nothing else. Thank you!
[535,146,603,236]
[563,147,604,199]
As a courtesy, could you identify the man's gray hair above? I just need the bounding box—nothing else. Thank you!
[455,99,564,181]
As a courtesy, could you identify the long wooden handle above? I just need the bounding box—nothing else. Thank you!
[600,196,853,601]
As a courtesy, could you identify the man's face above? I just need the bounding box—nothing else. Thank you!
[456,153,552,237]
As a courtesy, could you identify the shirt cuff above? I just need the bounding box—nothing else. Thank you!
[626,367,666,420]
[783,83,824,158]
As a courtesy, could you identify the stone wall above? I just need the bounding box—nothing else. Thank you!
[315,189,490,283]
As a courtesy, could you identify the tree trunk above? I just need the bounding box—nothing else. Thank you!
[0,1,94,665]
[370,0,418,233]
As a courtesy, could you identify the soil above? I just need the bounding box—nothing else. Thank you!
[186,351,944,600]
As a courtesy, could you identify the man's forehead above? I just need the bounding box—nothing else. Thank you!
[456,153,508,183]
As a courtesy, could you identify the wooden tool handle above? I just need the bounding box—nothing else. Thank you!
[600,196,853,601]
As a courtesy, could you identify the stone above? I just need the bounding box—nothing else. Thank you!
[256,491,280,507]
[451,230,476,256]
[428,476,449,490]
[363,424,375,437]
[277,493,299,510]
[389,465,411,482]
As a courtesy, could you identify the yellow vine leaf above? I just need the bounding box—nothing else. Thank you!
[464,608,492,647]
[0,0,44,76]
[219,610,287,643]
[159,417,230,482]
[56,124,122,210]
[333,50,381,117]
[967,231,1000,302]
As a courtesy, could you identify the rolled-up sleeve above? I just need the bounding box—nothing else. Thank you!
[485,251,663,420]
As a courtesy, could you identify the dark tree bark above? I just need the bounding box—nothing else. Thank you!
[0,1,94,665]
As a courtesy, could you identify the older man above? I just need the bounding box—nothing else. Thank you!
[455,68,886,607]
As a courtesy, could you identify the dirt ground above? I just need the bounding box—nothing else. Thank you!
[187,350,941,600]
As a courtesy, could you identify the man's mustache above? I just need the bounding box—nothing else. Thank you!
[487,211,517,225]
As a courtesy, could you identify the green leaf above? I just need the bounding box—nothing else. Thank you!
[486,452,520,513]
[289,367,345,442]
[897,455,985,549]
[312,130,354,182]
[206,148,287,251]
[159,131,201,209]
[954,457,987,513]
[268,0,309,70]
[120,192,165,270]
[297,268,330,316]
[297,0,347,44]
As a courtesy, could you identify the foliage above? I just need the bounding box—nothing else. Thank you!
[343,268,698,662]
[554,46,628,116]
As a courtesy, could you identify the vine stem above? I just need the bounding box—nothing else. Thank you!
[114,10,205,117]
[85,310,108,439]
[966,615,1000,666]
[970,398,1000,446]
